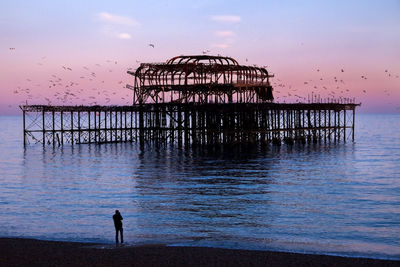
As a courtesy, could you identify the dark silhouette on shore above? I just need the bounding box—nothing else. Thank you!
[113,210,123,244]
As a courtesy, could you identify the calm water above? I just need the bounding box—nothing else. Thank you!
[0,114,399,259]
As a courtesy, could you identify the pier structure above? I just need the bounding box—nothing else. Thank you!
[20,55,359,146]
[127,55,274,104]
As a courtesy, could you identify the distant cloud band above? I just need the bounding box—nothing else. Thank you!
[212,43,229,49]
[214,30,235,37]
[118,33,132,39]
[211,15,241,23]
[98,12,140,26]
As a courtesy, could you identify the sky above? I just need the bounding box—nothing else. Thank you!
[1,0,399,114]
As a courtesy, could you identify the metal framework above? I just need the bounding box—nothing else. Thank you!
[20,55,360,147]
[21,103,358,146]
[128,55,274,104]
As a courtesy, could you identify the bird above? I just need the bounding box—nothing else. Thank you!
[341,69,344,72]
[9,48,15,50]
[149,43,155,48]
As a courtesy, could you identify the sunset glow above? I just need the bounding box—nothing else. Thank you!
[1,0,399,114]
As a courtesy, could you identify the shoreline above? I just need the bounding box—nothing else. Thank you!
[1,237,398,266]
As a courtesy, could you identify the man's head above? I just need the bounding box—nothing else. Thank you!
[115,210,119,214]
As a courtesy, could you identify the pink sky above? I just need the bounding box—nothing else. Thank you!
[1,1,399,114]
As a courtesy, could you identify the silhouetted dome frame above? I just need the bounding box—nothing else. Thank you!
[127,55,274,104]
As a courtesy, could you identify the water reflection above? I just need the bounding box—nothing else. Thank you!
[0,114,398,258]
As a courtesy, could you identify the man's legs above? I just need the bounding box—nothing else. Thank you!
[120,228,124,243]
[115,228,119,243]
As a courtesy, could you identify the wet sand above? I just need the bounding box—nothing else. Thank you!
[0,238,398,266]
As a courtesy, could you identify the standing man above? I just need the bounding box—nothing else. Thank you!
[113,210,123,244]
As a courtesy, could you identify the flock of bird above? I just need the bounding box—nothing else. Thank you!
[11,51,135,107]
[268,67,398,104]
[8,46,399,109]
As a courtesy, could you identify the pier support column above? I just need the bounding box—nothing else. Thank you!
[352,107,355,141]
[344,109,346,142]
[70,111,74,145]
[139,106,144,147]
[42,109,45,146]
[78,111,81,144]
[61,111,64,145]
[23,109,26,147]
[52,110,55,147]
[88,111,91,144]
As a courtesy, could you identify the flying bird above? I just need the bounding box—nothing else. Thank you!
[149,44,155,48]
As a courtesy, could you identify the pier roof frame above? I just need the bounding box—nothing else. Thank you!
[127,55,275,104]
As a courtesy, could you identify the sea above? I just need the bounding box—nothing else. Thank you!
[0,114,399,260]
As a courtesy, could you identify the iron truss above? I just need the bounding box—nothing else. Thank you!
[127,55,274,104]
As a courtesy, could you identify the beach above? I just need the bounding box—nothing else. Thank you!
[0,238,398,267]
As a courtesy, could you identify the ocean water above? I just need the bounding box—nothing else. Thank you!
[0,114,399,259]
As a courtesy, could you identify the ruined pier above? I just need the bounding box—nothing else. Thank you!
[21,55,359,146]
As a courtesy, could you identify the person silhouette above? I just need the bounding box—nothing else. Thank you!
[113,210,123,244]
